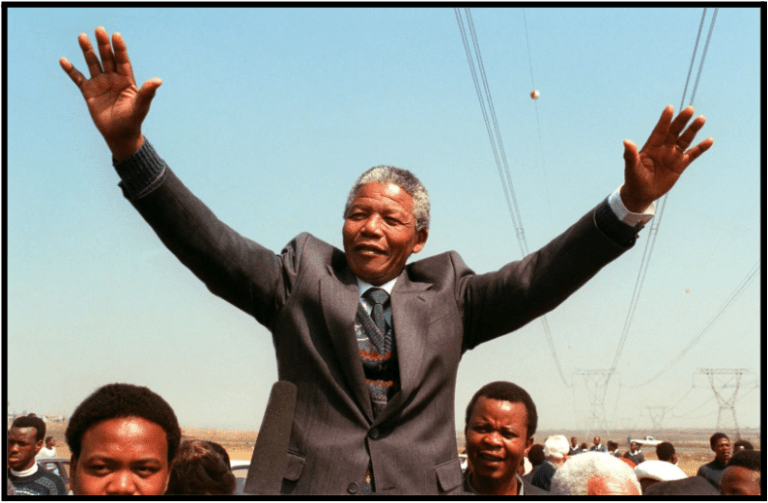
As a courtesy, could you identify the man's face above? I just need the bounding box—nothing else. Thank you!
[343,182,428,286]
[46,438,56,449]
[720,466,761,496]
[70,416,170,495]
[593,436,600,446]
[712,437,731,463]
[465,397,533,493]
[571,437,577,447]
[630,441,639,452]
[7,427,42,471]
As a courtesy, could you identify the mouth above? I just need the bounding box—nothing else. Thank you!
[354,244,386,256]
[477,451,504,463]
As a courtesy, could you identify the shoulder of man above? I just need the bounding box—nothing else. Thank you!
[36,465,67,494]
[522,477,550,495]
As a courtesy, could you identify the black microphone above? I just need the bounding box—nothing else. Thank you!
[243,381,297,495]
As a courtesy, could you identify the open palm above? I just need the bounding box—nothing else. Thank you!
[60,27,161,160]
[621,105,713,212]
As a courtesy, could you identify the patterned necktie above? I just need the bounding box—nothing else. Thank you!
[364,288,391,334]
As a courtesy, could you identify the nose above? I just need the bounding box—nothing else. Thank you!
[481,431,503,447]
[106,470,135,495]
[361,214,383,236]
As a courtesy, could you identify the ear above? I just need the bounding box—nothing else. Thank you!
[411,228,429,254]
[69,455,79,494]
[33,439,44,456]
[524,436,534,456]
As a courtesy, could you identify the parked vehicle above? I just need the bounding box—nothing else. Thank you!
[629,435,663,447]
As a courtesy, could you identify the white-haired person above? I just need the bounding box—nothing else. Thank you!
[550,451,641,495]
[530,435,569,491]
[634,459,687,493]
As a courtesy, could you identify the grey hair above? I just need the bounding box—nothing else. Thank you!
[543,435,570,460]
[550,452,641,495]
[344,165,430,231]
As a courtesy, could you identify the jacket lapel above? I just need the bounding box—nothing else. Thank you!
[321,264,374,422]
[377,270,432,423]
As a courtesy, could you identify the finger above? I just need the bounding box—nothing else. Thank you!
[112,32,136,84]
[77,32,103,78]
[676,115,706,151]
[683,137,714,165]
[664,106,695,145]
[59,57,88,89]
[95,26,116,73]
[136,78,163,117]
[643,105,675,149]
[623,139,640,170]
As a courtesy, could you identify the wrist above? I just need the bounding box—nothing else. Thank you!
[108,135,144,162]
[619,184,652,213]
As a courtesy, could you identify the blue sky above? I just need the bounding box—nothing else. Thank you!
[6,6,762,435]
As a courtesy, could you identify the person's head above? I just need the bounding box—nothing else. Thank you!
[166,439,236,495]
[593,436,600,446]
[733,439,754,452]
[633,460,687,492]
[543,435,570,465]
[551,452,641,495]
[570,436,577,447]
[629,440,640,452]
[580,442,588,450]
[342,167,430,286]
[66,383,181,495]
[655,441,677,463]
[463,381,537,494]
[45,436,56,449]
[607,440,618,452]
[527,444,546,467]
[720,449,761,496]
[8,414,46,470]
[709,432,731,463]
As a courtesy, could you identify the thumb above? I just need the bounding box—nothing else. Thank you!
[622,139,639,171]
[136,77,162,116]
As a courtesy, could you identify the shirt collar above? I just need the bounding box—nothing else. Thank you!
[10,463,39,478]
[466,472,525,495]
[356,276,398,299]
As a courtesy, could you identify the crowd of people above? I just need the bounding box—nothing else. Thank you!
[6,381,762,496]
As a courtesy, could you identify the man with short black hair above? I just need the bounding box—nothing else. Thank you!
[568,437,580,456]
[7,414,67,495]
[720,449,761,496]
[589,436,608,453]
[623,441,645,466]
[697,432,731,489]
[656,441,678,464]
[66,383,181,495]
[462,381,547,495]
[607,440,622,458]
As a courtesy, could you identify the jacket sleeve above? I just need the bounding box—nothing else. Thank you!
[114,140,300,329]
[459,199,634,350]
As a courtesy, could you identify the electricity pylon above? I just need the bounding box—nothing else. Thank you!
[575,370,613,432]
[698,368,749,439]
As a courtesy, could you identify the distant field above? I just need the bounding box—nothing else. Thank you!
[40,422,759,478]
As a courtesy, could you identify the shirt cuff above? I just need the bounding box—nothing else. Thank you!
[608,187,655,228]
[113,139,167,199]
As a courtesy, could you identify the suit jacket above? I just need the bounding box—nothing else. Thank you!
[126,161,632,494]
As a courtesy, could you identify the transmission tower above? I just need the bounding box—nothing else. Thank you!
[575,370,612,432]
[698,368,749,439]
[646,406,668,432]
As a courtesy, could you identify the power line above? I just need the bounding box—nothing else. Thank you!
[608,7,719,377]
[455,8,570,388]
[628,262,759,387]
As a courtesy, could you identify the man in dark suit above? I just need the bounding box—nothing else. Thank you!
[60,27,713,495]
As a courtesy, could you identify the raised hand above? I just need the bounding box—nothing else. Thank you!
[60,27,162,161]
[620,105,713,212]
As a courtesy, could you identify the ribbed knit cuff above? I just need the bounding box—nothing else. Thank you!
[595,197,642,248]
[113,139,166,199]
